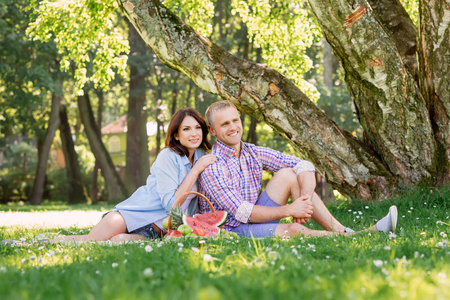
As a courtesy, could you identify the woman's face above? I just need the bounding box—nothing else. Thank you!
[174,116,203,153]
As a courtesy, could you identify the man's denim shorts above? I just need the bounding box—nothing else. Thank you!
[228,191,281,238]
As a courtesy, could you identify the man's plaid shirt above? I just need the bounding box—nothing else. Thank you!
[199,141,315,228]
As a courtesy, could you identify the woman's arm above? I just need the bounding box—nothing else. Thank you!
[173,154,217,205]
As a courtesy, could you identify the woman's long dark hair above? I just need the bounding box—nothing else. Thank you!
[165,108,211,156]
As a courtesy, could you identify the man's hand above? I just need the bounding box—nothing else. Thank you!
[288,196,314,221]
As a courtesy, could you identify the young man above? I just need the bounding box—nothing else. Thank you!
[199,101,397,238]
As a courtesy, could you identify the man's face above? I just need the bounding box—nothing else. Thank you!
[209,107,243,150]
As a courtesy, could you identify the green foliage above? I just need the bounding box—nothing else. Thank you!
[27,0,129,94]
[0,142,37,203]
[231,0,322,100]
[164,0,215,36]
[400,0,419,27]
[0,0,58,139]
[1,186,449,299]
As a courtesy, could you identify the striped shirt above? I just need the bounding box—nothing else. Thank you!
[199,141,315,228]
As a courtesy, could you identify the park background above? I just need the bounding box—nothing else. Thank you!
[1,0,449,299]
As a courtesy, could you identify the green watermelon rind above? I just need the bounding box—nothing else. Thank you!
[182,215,220,237]
[193,211,228,227]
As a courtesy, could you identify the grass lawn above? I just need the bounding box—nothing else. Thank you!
[1,186,449,300]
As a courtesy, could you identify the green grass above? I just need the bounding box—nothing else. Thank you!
[1,186,449,300]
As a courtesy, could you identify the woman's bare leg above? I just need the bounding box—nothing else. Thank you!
[50,211,128,242]
[109,233,147,242]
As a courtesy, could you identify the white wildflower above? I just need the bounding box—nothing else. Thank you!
[373,260,383,267]
[203,254,212,262]
[280,265,285,270]
[384,246,391,250]
[191,247,199,252]
[388,232,397,239]
[143,268,153,277]
[112,263,118,268]
[145,245,153,252]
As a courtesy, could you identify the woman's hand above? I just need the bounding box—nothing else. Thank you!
[192,154,217,173]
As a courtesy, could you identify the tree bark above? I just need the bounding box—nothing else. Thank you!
[119,0,449,199]
[125,18,150,191]
[171,72,181,115]
[90,88,104,204]
[246,117,258,145]
[367,0,419,77]
[155,81,163,154]
[77,91,128,203]
[418,0,450,185]
[30,79,61,205]
[59,104,87,204]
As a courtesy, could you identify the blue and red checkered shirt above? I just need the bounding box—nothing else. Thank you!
[199,141,315,228]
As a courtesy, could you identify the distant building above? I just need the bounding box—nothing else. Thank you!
[101,116,165,167]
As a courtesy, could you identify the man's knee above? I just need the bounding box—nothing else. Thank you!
[271,168,297,187]
[274,168,296,179]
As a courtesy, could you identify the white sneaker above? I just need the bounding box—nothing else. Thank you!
[376,205,398,233]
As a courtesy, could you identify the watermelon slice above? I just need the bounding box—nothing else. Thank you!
[183,215,220,237]
[193,211,228,227]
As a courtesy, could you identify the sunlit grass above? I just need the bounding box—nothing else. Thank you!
[1,185,449,299]
[0,201,113,212]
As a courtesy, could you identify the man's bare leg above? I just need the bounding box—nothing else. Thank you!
[309,193,346,232]
[265,168,347,232]
[264,168,300,205]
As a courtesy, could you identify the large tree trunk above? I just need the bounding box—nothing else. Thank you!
[77,91,128,203]
[59,104,87,204]
[119,0,450,199]
[30,79,61,205]
[418,0,450,185]
[125,18,150,191]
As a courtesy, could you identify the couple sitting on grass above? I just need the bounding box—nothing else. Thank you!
[52,101,397,243]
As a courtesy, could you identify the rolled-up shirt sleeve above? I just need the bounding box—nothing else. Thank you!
[200,163,253,223]
[256,146,315,174]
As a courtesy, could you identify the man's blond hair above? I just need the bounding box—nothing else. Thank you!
[205,100,237,125]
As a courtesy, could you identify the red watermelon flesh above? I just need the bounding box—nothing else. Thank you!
[183,215,220,237]
[193,211,228,226]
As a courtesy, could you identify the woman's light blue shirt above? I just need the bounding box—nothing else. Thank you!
[115,147,204,232]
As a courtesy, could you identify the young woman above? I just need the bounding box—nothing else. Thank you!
[51,108,216,242]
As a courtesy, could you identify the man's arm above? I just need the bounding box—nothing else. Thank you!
[297,171,316,199]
